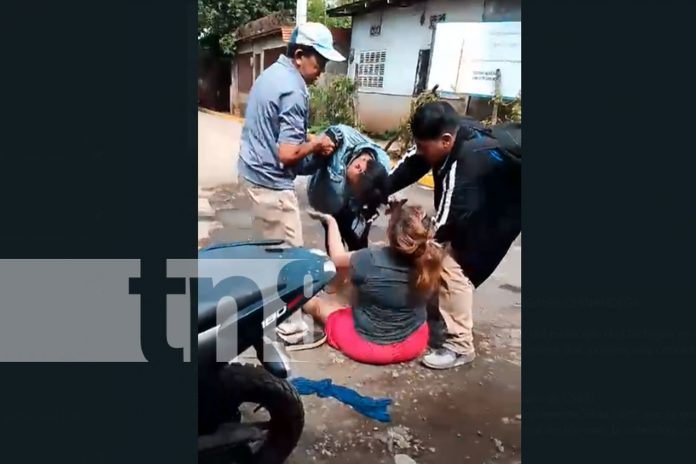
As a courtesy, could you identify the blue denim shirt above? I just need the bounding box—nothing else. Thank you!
[238,55,309,190]
[305,124,391,215]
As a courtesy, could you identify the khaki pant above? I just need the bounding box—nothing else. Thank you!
[239,177,303,247]
[439,248,476,355]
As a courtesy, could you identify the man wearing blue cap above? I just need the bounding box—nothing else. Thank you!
[237,22,346,247]
[237,22,345,349]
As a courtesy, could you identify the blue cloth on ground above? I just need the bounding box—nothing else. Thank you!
[290,377,392,422]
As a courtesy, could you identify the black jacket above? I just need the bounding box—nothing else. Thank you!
[388,120,521,287]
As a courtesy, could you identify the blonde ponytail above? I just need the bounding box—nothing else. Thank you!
[387,205,445,296]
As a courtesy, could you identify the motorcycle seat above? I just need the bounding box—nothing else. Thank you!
[198,278,260,333]
[198,280,287,334]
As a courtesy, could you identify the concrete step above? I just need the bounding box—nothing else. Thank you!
[198,186,215,199]
[198,219,223,250]
[198,197,215,218]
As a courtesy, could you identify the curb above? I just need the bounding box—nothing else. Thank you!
[417,172,435,189]
[198,107,245,123]
[199,108,434,189]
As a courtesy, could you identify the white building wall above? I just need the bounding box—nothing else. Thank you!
[350,0,485,97]
[347,0,486,132]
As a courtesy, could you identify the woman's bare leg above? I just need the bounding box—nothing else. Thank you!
[303,294,345,324]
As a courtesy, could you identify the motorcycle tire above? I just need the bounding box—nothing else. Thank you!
[200,363,304,464]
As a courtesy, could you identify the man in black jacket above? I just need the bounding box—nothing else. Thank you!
[388,101,521,369]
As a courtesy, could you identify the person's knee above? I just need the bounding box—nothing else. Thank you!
[442,268,472,292]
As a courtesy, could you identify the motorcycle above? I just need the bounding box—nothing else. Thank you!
[197,239,336,464]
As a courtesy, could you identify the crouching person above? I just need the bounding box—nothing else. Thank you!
[306,124,391,251]
[302,202,443,365]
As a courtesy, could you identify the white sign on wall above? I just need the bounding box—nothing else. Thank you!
[427,21,521,98]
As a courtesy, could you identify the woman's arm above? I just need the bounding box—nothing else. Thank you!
[308,211,353,269]
[325,215,353,269]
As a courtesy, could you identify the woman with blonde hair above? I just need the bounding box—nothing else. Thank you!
[304,200,444,365]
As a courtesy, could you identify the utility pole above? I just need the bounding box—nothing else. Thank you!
[296,0,307,26]
[491,68,502,125]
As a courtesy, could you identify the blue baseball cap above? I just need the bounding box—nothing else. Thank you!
[289,22,346,62]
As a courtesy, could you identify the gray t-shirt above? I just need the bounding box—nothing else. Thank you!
[350,247,427,344]
[238,55,309,190]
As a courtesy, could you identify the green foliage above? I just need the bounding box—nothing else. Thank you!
[198,0,295,55]
[199,0,351,56]
[386,87,442,156]
[509,91,522,122]
[482,92,522,126]
[309,75,360,130]
[482,71,522,126]
[386,84,523,157]
[308,0,351,28]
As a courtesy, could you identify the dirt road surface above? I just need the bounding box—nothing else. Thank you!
[198,113,521,464]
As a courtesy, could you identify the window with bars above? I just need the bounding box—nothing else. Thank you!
[355,50,386,89]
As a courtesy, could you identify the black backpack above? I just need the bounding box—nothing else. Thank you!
[459,116,489,141]
[490,122,522,160]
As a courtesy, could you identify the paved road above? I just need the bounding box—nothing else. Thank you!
[198,113,522,464]
[198,111,240,189]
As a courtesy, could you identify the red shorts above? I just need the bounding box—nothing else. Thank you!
[325,307,429,365]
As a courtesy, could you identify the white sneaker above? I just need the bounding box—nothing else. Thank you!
[276,315,326,351]
[421,347,476,369]
[276,314,309,341]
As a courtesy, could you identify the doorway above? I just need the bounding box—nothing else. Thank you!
[253,53,261,80]
[413,48,431,96]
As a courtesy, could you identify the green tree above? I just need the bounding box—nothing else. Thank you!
[198,0,295,55]
[308,0,351,28]
[199,0,353,56]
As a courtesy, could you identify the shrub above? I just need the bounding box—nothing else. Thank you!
[483,91,522,126]
[387,87,522,154]
[309,75,359,133]
[385,86,442,156]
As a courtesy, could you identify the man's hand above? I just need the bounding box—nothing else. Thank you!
[279,134,333,166]
[307,209,334,225]
[314,134,336,156]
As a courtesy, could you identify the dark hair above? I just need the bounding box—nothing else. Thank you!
[411,101,460,141]
[286,43,318,58]
[354,157,388,212]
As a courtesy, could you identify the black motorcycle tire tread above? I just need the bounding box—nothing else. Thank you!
[203,363,304,464]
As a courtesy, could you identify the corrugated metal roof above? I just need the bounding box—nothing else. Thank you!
[327,0,424,17]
